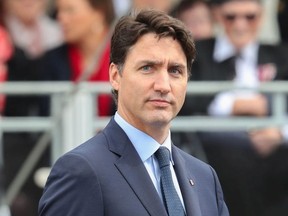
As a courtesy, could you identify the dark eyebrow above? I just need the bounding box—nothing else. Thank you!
[136,60,163,67]
[168,63,186,70]
[136,60,186,69]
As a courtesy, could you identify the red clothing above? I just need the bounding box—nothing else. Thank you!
[68,43,112,116]
[0,26,13,113]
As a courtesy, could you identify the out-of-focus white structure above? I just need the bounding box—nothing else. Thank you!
[258,0,280,44]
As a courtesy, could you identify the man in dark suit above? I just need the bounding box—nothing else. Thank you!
[180,0,288,215]
[38,9,229,216]
[182,0,288,118]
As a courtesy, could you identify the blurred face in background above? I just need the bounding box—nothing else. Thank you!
[4,0,46,25]
[56,0,106,44]
[178,2,214,40]
[132,0,173,12]
[217,0,262,49]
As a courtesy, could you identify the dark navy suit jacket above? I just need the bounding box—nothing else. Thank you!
[39,118,229,216]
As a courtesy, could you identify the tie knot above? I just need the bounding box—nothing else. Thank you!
[155,147,170,168]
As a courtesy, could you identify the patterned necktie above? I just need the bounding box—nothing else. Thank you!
[155,147,186,216]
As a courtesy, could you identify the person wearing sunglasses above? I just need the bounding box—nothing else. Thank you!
[180,0,288,215]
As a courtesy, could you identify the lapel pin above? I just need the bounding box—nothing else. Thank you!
[189,179,195,186]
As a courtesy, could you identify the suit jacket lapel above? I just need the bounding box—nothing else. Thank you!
[104,119,167,216]
[172,146,202,216]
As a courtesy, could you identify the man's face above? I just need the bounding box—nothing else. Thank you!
[218,1,262,49]
[110,33,188,138]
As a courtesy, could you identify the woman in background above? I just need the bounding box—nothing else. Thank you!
[44,0,115,116]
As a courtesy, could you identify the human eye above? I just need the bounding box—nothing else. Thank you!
[140,65,153,73]
[169,66,183,77]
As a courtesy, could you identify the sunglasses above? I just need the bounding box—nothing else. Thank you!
[223,13,259,22]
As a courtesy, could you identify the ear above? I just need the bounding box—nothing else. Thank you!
[109,63,121,91]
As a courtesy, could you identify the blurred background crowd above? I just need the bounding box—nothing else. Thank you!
[0,0,288,215]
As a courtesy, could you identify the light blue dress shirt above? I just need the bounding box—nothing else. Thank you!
[114,112,185,208]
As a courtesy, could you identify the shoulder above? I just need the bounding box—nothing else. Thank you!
[43,44,71,80]
[53,119,124,171]
[44,44,69,67]
[39,134,107,215]
[258,43,288,65]
[259,42,288,54]
[57,131,111,168]
[45,44,69,58]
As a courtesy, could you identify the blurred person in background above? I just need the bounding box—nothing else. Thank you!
[4,0,63,59]
[3,0,63,117]
[37,0,116,193]
[0,3,13,215]
[43,0,115,117]
[180,0,288,215]
[2,0,63,216]
[171,0,215,41]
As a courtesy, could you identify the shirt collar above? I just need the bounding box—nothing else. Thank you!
[213,35,259,63]
[114,112,173,163]
[240,42,259,63]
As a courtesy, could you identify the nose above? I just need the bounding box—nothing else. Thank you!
[233,16,251,28]
[154,71,171,94]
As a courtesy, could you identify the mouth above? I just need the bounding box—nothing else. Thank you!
[148,99,171,108]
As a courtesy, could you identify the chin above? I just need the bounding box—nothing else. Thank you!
[231,37,253,48]
[232,40,249,49]
[149,120,170,128]
[147,113,173,126]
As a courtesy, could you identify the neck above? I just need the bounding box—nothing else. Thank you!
[146,125,170,144]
